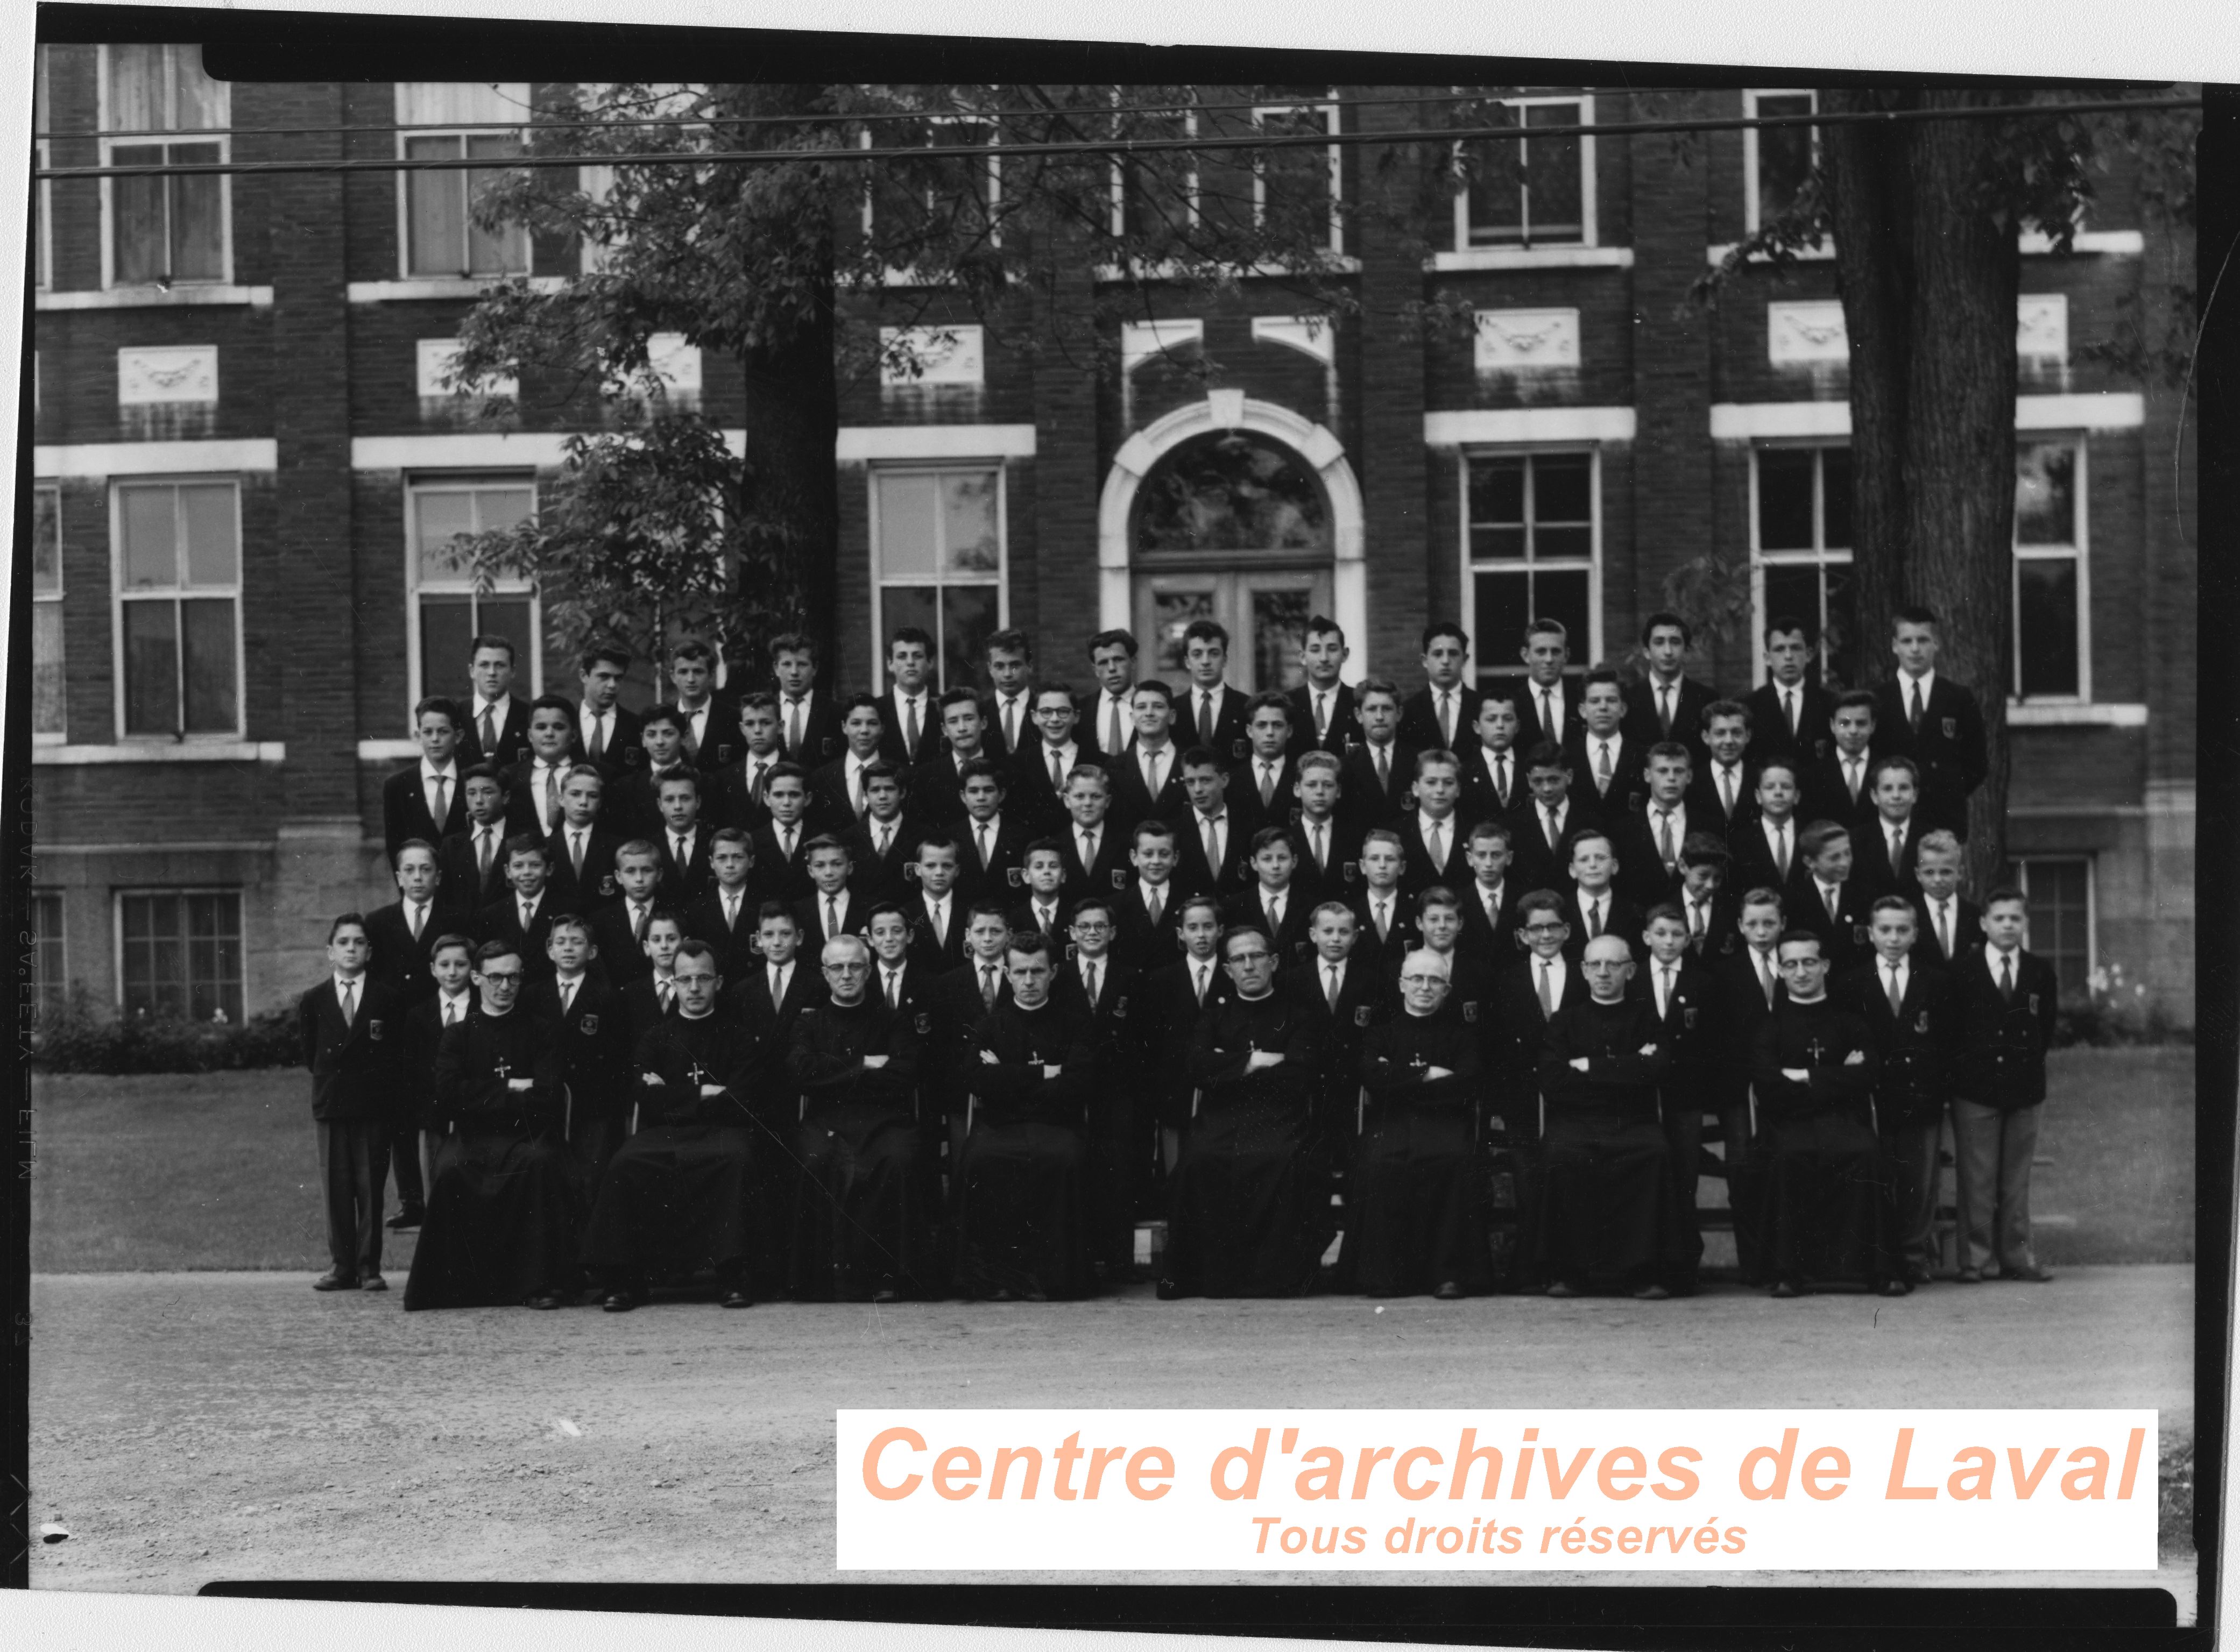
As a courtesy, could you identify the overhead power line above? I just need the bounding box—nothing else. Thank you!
[39,96,2201,182]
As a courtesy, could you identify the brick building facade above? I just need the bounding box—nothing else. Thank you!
[27,55,2198,1026]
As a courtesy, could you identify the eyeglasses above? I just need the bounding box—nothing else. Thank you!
[479,972,524,985]
[1398,974,1448,987]
[1070,920,1114,934]
[1522,921,1569,935]
[823,961,871,974]
[1226,951,1273,966]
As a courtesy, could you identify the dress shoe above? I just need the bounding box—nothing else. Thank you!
[720,1288,753,1309]
[1904,1265,1935,1287]
[361,1274,388,1293]
[2002,1265,2054,1284]
[1155,1278,1182,1301]
[1545,1281,1580,1299]
[1632,1284,1672,1301]
[1955,1267,1984,1284]
[1433,1281,1463,1301]
[313,1272,357,1292]
[602,1290,638,1313]
[1878,1279,1912,1298]
[1771,1278,1810,1299]
[385,1207,424,1231]
[526,1291,564,1310]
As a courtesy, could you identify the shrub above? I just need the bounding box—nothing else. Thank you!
[2052,960,2193,1048]
[29,988,298,1074]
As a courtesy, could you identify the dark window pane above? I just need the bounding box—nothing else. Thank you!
[181,598,237,732]
[1822,563,1860,686]
[1468,457,1525,527]
[939,585,1001,694]
[110,144,166,284]
[1761,565,1824,651]
[1755,94,1816,224]
[1463,110,1522,244]
[33,488,60,593]
[119,485,177,588]
[33,605,66,736]
[167,141,224,280]
[1757,450,1817,550]
[419,595,475,703]
[941,471,1001,575]
[478,598,535,691]
[2015,443,2078,546]
[1522,103,1583,244]
[405,135,464,274]
[465,132,527,274]
[2017,558,2080,698]
[1258,109,1329,239]
[1533,454,1594,526]
[1821,448,1854,548]
[1135,431,1330,555]
[1471,525,1527,561]
[121,894,185,1019]
[1536,525,1593,563]
[2020,860,2090,1001]
[1250,586,1314,693]
[1533,569,1592,655]
[180,483,237,586]
[1475,573,1532,671]
[123,601,180,735]
[32,893,65,1013]
[1121,112,1192,244]
[881,586,941,678]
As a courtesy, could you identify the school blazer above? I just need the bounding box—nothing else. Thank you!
[1285,680,1363,756]
[906,747,984,830]
[1744,680,1836,766]
[1108,880,1186,973]
[542,823,629,916]
[1558,891,1646,963]
[1784,868,1876,975]
[712,751,786,835]
[501,758,578,841]
[680,887,765,981]
[746,822,816,907]
[654,693,743,768]
[1873,675,1989,835]
[1687,759,1762,836]
[1836,959,1960,1128]
[1949,949,2059,1109]
[1175,684,1254,766]
[1105,747,1192,839]
[1511,679,1574,753]
[364,899,445,1005]
[1850,814,1933,903]
[874,688,942,768]
[725,959,829,1094]
[902,895,971,976]
[1227,755,1305,842]
[1620,673,1719,760]
[1280,955,1393,1104]
[1050,957,1146,1073]
[1391,813,1469,898]
[1336,741,1419,831]
[1561,729,1649,819]
[435,825,512,924]
[807,755,876,836]
[653,825,715,906]
[1397,684,1483,757]
[1455,745,1526,828]
[1006,741,1090,836]
[381,764,471,867]
[1454,881,1524,966]
[299,976,404,1124]
[1488,956,1591,1103]
[455,698,533,770]
[1221,885,1317,967]
[566,701,646,776]
[1607,807,1698,911]
[1628,954,1720,1094]
[1170,811,1253,900]
[1287,814,1365,909]
[838,813,923,906]
[1344,890,1424,977]
[1798,747,1890,834]
[944,813,1036,906]
[588,901,658,988]
[524,972,631,1121]
[1910,894,1985,969]
[979,691,1040,763]
[776,691,847,767]
[474,892,560,982]
[1055,822,1135,905]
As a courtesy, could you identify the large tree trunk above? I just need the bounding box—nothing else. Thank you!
[1825,88,2022,891]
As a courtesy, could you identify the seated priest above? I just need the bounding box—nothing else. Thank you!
[785,933,932,1302]
[1340,947,1494,1301]
[1534,933,1690,1301]
[952,931,1103,1301]
[1751,930,1903,1298]
[582,939,762,1313]
[1157,924,1327,1300]
[404,940,578,1311]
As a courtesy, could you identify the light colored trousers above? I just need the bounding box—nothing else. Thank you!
[1950,1098,2040,1274]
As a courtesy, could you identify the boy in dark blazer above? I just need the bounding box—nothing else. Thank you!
[1511,618,1575,752]
[1708,887,1787,1282]
[1690,700,1760,836]
[1948,888,2060,1283]
[1006,685,1091,838]
[475,834,561,984]
[1744,616,1837,767]
[542,764,627,917]
[1631,901,1719,1290]
[1285,615,1360,755]
[979,627,1038,763]
[1560,829,1644,965]
[1622,611,1718,765]
[1786,819,1874,977]
[1727,759,1805,898]
[680,827,764,980]
[1136,896,1235,1168]
[588,841,664,989]
[1338,677,1417,831]
[1105,682,1189,838]
[1223,827,1316,967]
[910,689,996,828]
[1910,831,1984,968]
[1169,749,1250,898]
[1507,741,1596,898]
[454,633,533,770]
[1875,606,1989,840]
[838,762,921,906]
[1608,741,1698,910]
[654,638,739,768]
[1457,690,1527,828]
[1345,830,1422,976]
[1175,619,1253,767]
[383,696,470,866]
[808,693,888,834]
[1396,621,1481,755]
[748,764,817,907]
[300,915,402,1291]
[1455,819,1523,966]
[1225,694,1302,841]
[771,629,846,767]
[1487,890,1590,1136]
[712,692,788,835]
[1392,751,1469,898]
[1288,752,1362,909]
[1053,765,1132,903]
[1111,820,1186,972]
[1851,755,1933,903]
[1050,894,1152,1267]
[902,837,971,976]
[528,912,631,1206]
[1282,901,1391,1178]
[945,758,1035,907]
[1563,669,1647,819]
[401,933,476,1231]
[1799,691,1887,831]
[365,839,446,1226]
[568,642,645,776]
[651,767,715,906]
[436,765,513,926]
[608,706,692,843]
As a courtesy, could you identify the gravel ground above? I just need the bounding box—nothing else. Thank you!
[27,1265,2196,1617]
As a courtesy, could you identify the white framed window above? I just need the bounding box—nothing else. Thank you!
[33,484,66,741]
[396,82,532,279]
[1461,448,1601,687]
[1454,92,1595,252]
[116,889,243,1023]
[100,44,231,289]
[1749,444,1856,686]
[112,478,242,739]
[1252,95,1342,254]
[870,464,1006,689]
[1744,88,1819,236]
[1108,103,1199,241]
[406,474,540,715]
[863,115,1001,254]
[2014,437,2089,702]
[2013,856,2094,1002]
[31,891,67,1015]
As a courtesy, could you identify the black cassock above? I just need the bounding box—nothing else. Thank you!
[785,998,933,1299]
[1164,992,1326,1298]
[953,1001,1101,1300]
[1342,1005,1495,1297]
[404,1008,577,1310]
[580,1010,760,1284]
[1751,997,1894,1287]
[1535,997,1688,1293]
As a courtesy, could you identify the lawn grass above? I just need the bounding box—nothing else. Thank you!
[29,1046,2196,1273]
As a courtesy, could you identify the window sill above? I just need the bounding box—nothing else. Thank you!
[2006,701,2146,728]
[38,284,273,311]
[1703,242,1834,267]
[357,739,422,760]
[1429,246,1632,273]
[34,741,286,765]
[2022,230,2145,257]
[1091,257,1361,283]
[347,275,569,303]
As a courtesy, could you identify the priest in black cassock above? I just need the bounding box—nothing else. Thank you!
[404,940,578,1311]
[582,940,764,1311]
[952,933,1101,1301]
[1159,925,1327,1299]
[1534,934,1687,1300]
[1342,948,1494,1300]
[785,934,933,1301]
[1751,931,1902,1297]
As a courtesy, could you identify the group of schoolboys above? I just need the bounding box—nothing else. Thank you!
[303,602,2057,1306]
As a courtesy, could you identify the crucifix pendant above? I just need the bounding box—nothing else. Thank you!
[492,1054,513,1083]
[1805,1037,1828,1063]
[686,1059,712,1088]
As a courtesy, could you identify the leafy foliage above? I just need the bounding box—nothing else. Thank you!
[31,987,298,1073]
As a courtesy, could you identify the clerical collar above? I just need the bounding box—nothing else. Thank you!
[1235,985,1274,1002]
[483,1003,514,1018]
[1405,1004,1438,1018]
[1014,998,1047,1013]
[1787,990,1828,1005]
[680,1006,713,1020]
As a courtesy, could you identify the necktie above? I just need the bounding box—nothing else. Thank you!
[1146,885,1163,926]
[1537,960,1555,1018]
[1756,949,1776,1008]
[765,967,782,1007]
[1891,828,1905,879]
[428,771,449,828]
[1689,901,1706,948]
[408,902,424,941]
[571,831,586,878]
[633,904,649,942]
[1846,759,1862,802]
[1426,820,1445,872]
[1910,680,1926,732]
[851,764,866,817]
[1438,690,1454,749]
[1544,807,1560,853]
[780,826,795,861]
[1107,697,1124,757]
[826,895,840,939]
[1773,822,1790,880]
[1316,692,1330,738]
[1661,965,1675,1017]
[1783,689,1798,736]
[1081,831,1098,871]
[1540,689,1556,742]
[1588,898,1603,939]
[1199,693,1216,747]
[978,823,994,870]
[590,715,608,762]
[543,765,561,830]
[981,965,999,1009]
[1659,684,1674,735]
[1824,883,1839,922]
[1004,698,1020,751]
[561,977,576,1015]
[1719,766,1736,816]
[673,832,690,870]
[1596,741,1614,793]
[875,821,892,857]
[903,696,920,759]
[886,970,900,1008]
[339,980,355,1026]
[1266,895,1283,933]
[1658,811,1676,869]
[1260,763,1277,807]
[1938,901,1953,960]
[1311,822,1327,872]
[1495,754,1509,807]
[1142,748,1160,797]
[1375,745,1390,790]
[1085,962,1100,1006]
[1193,963,1209,1005]
[724,892,739,931]
[1887,965,1904,1017]
[521,898,535,932]
[1999,953,2015,1003]
[1202,814,1220,874]
[445,997,460,1026]
[1051,747,1066,791]
[931,900,948,946]
[480,703,497,751]
[660,977,675,1010]
[1325,962,1340,1009]
[1038,903,1055,935]
[1375,899,1391,942]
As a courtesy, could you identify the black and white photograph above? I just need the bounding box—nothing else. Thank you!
[6,1,2228,1642]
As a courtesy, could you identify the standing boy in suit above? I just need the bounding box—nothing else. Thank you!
[1398,621,1481,756]
[1744,615,1836,767]
[1690,700,1759,837]
[1226,694,1301,841]
[656,639,737,767]
[455,634,532,769]
[437,764,514,926]
[1108,679,1189,836]
[1853,755,1932,903]
[1346,829,1420,975]
[589,840,665,988]
[1948,888,2059,1283]
[1051,895,1150,1271]
[840,761,918,906]
[1338,677,1416,831]
[771,630,845,767]
[1610,741,1697,911]
[477,835,561,984]
[532,911,630,1208]
[1458,688,1524,829]
[1176,619,1252,768]
[1225,827,1315,967]
[1508,741,1592,898]
[1624,611,1718,765]
[570,642,644,775]
[1395,750,1467,897]
[503,696,583,841]
[1634,901,1718,1291]
[947,758,1033,907]
[1289,751,1362,909]
[1009,684,1088,837]
[1111,820,1185,972]
[300,915,401,1292]
[1800,691,1886,831]
[384,696,470,865]
[1054,766,1130,904]
[1287,615,1361,756]
[904,835,969,976]
[1875,606,1989,840]
[714,692,788,835]
[1911,831,1984,968]
[1455,819,1521,966]
[877,626,941,768]
[1727,758,1804,898]
[1789,819,1874,976]
[366,839,446,1228]
[749,764,817,907]
[808,693,888,835]
[1080,629,1141,763]
[543,764,626,917]
[1565,670,1645,818]
[651,767,713,905]
[1562,828,1643,963]
[680,827,762,980]
[1171,748,1247,898]
[610,706,690,842]
[911,689,994,828]
[980,627,1038,763]
[1513,618,1574,752]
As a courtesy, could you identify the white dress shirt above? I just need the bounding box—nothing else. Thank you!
[420,757,459,828]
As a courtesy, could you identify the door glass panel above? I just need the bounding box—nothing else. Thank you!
[1249,585,1314,692]
[1134,431,1330,555]
[1146,586,1217,678]
[939,471,1001,575]
[940,584,1001,692]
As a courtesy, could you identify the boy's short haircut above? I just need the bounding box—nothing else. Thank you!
[1247,690,1292,720]
[615,838,660,864]
[1022,836,1065,862]
[1177,895,1224,925]
[1414,749,1460,777]
[638,705,684,736]
[1309,899,1356,926]
[468,633,515,663]
[1764,613,1811,643]
[1305,614,1345,643]
[328,911,368,944]
[1740,885,1787,914]
[529,691,576,719]
[1893,605,1941,632]
[887,626,937,657]
[1515,889,1567,923]
[966,898,1013,926]
[755,902,798,928]
[1361,827,1405,853]
[670,638,716,667]
[1178,746,1223,774]
[1248,825,1294,858]
[1679,832,1732,868]
[762,760,808,790]
[413,693,463,729]
[1835,689,1879,715]
[645,908,686,934]
[1798,819,1852,862]
[1086,628,1139,658]
[958,756,1008,787]
[1067,895,1115,926]
[1522,740,1566,773]
[1417,884,1461,914]
[803,833,851,860]
[863,757,903,785]
[430,932,475,961]
[1181,618,1231,650]
[1640,611,1691,647]
[984,627,1034,661]
[396,836,437,863]
[1917,829,1963,860]
[1871,895,1918,918]
[580,642,632,673]
[655,766,702,796]
[1565,827,1614,860]
[1065,763,1110,791]
[1478,684,1520,713]
[1581,665,1622,694]
[737,689,778,716]
[1355,674,1401,704]
[1296,750,1341,778]
[1467,818,1514,847]
[915,832,959,859]
[1523,616,1568,646]
[1647,740,1692,768]
[1703,698,1753,728]
[1131,678,1175,707]
[768,630,818,663]
[1644,900,1685,928]
[708,826,752,850]
[938,684,980,712]
[474,938,522,968]
[1034,682,1078,708]
[1870,754,1921,786]
[546,912,592,941]
[1983,885,2028,911]
[462,760,510,792]
[1132,819,1175,847]
[563,762,605,790]
[863,899,909,927]
[1756,757,1800,785]
[501,832,549,866]
[842,690,885,719]
[1421,620,1469,651]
